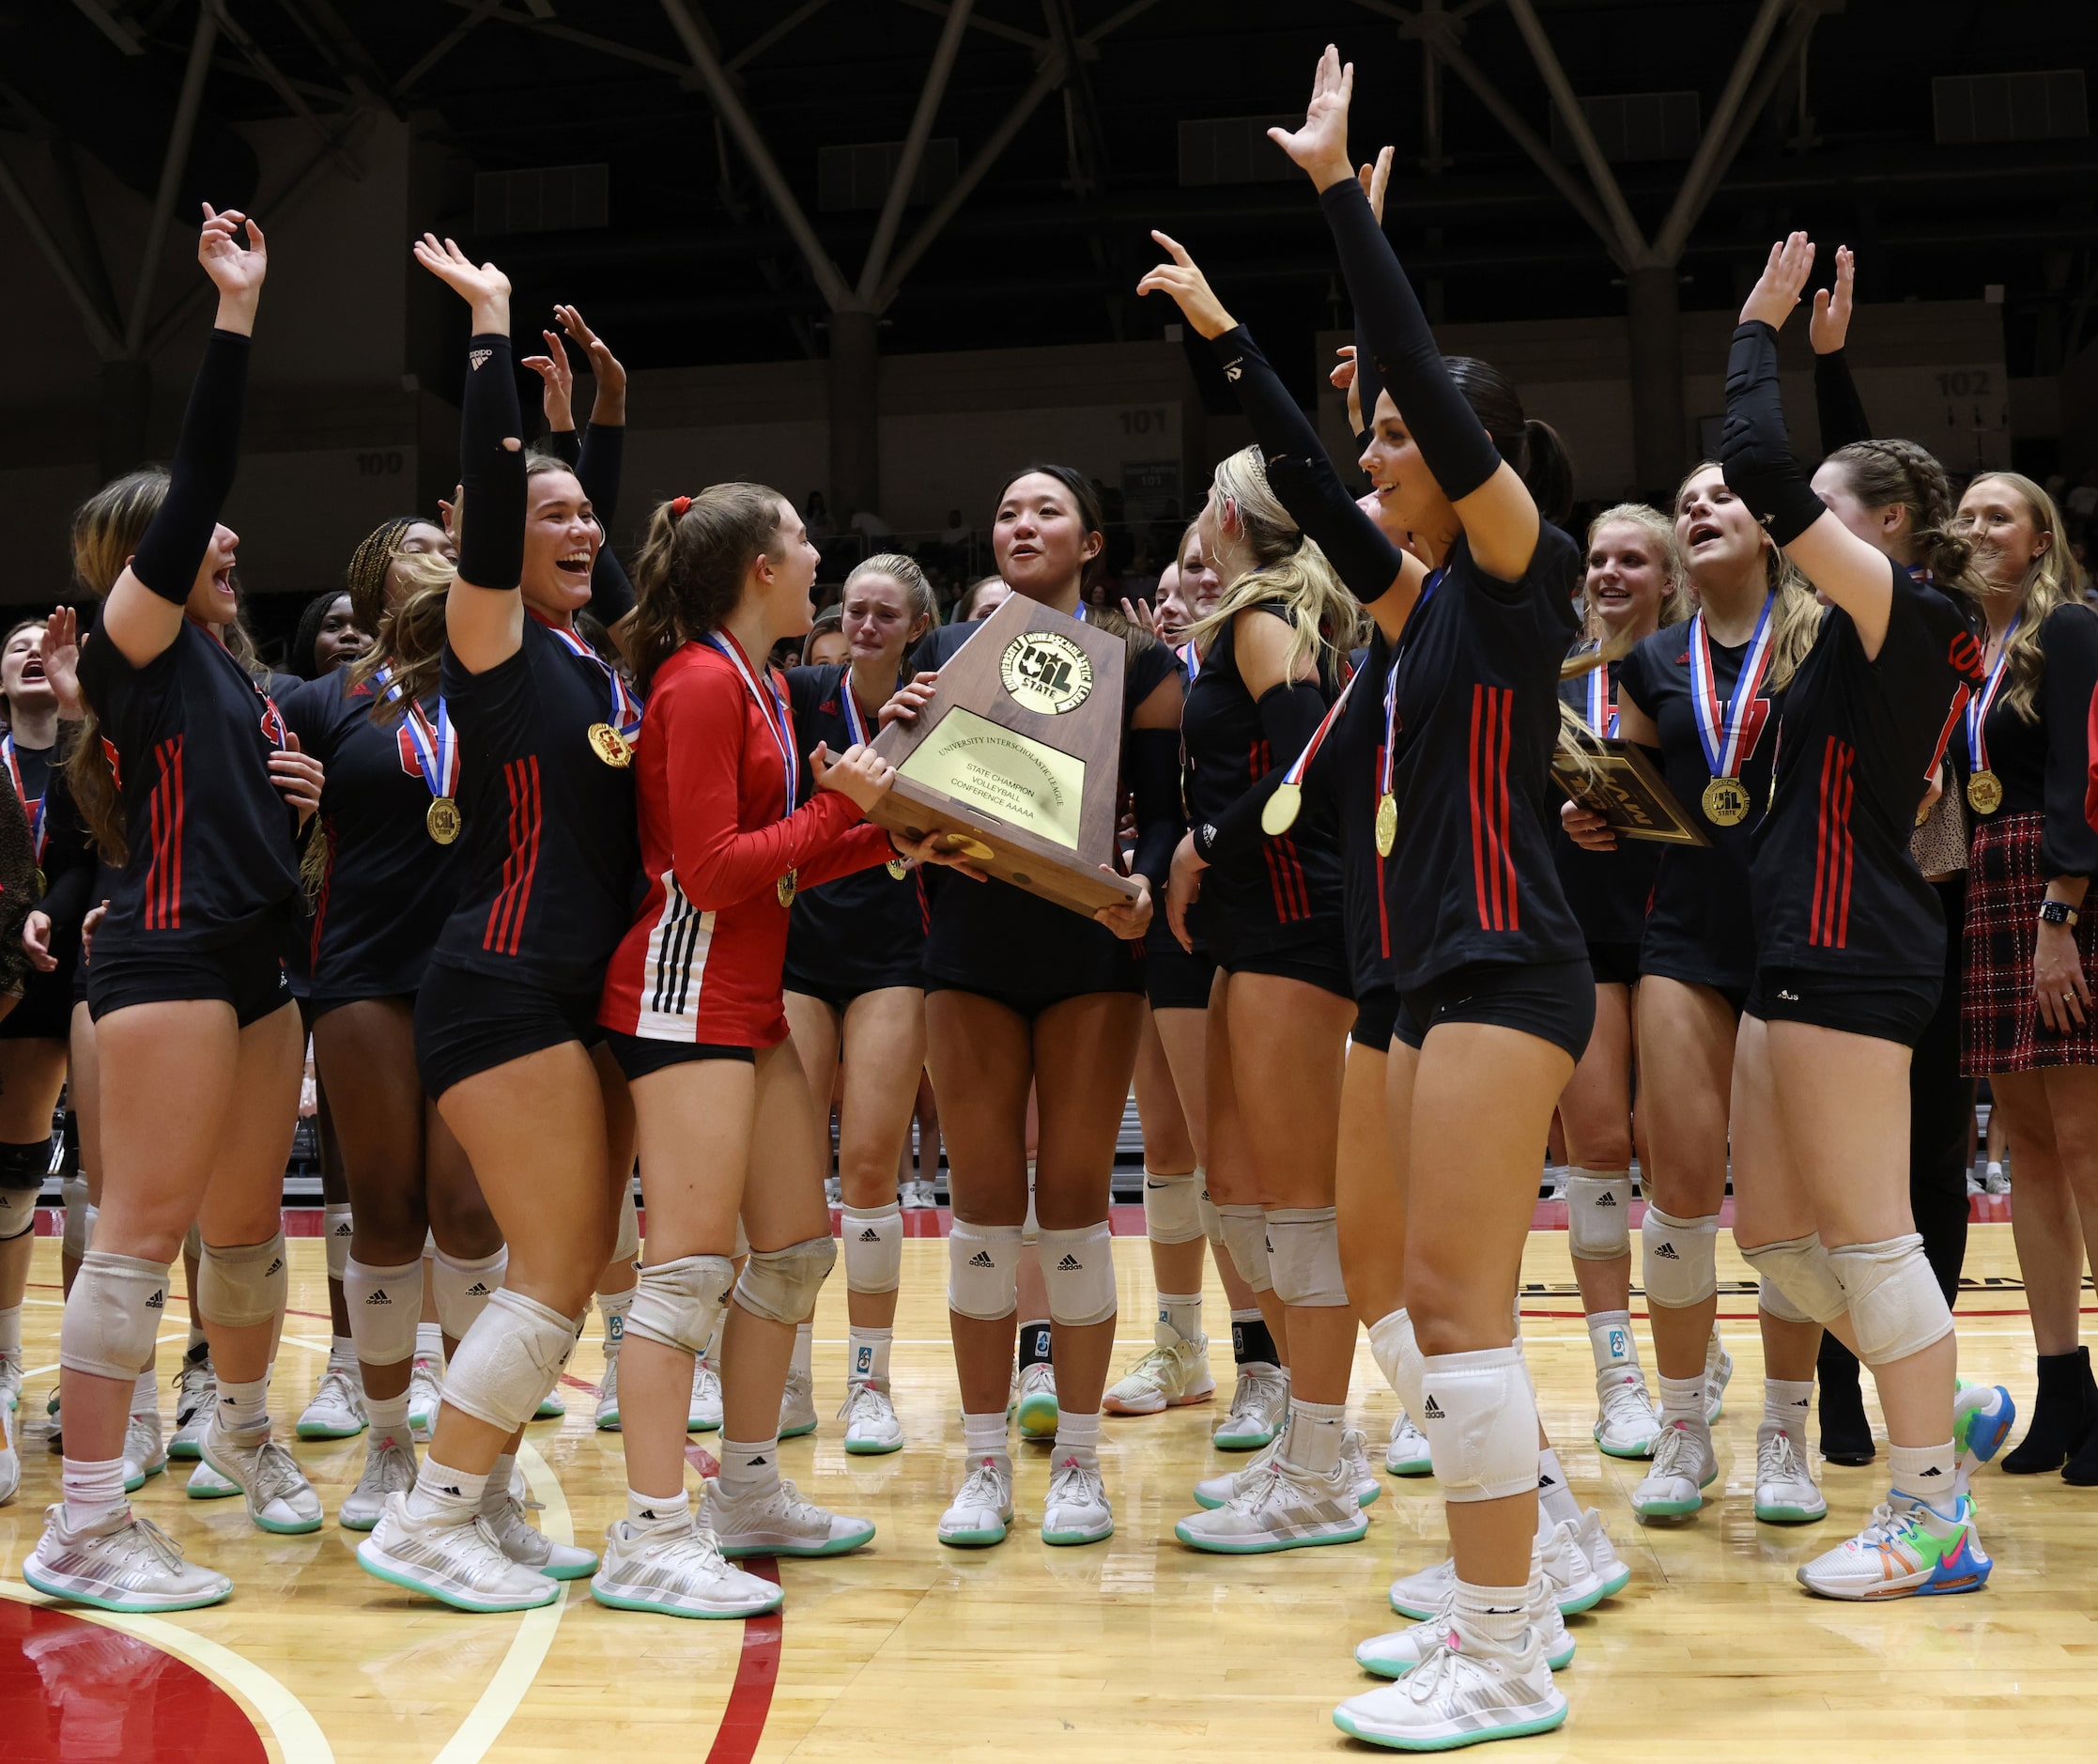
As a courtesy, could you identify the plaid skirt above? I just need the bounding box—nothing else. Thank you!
[1962,811,2098,1073]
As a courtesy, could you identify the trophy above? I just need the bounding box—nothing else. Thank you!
[1550,738,1712,847]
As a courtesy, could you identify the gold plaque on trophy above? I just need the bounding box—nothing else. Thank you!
[897,706,1087,851]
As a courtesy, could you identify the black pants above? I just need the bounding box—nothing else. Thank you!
[1819,875,1971,1394]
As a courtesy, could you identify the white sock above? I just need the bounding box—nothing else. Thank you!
[962,1409,1009,1461]
[1764,1377,1814,1443]
[1453,1577,1531,1650]
[847,1326,893,1387]
[1986,1161,2002,1180]
[1536,1447,1581,1532]
[329,1334,357,1370]
[1053,1409,1101,1461]
[628,1486,689,1528]
[599,1288,634,1354]
[61,1454,128,1530]
[217,1373,268,1435]
[415,1322,443,1366]
[366,1388,411,1446]
[1890,1440,1957,1506]
[406,1456,486,1524]
[186,1322,208,1357]
[1587,1309,1639,1379]
[790,1321,813,1379]
[1658,1371,1705,1430]
[717,1435,779,1503]
[1279,1396,1346,1475]
[0,1302,21,1363]
[1156,1292,1203,1348]
[483,1451,517,1513]
[131,1369,158,1418]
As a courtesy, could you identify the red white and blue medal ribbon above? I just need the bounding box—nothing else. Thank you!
[1964,642,2012,813]
[1584,662,1618,737]
[377,664,462,842]
[540,616,643,747]
[704,632,802,904]
[839,670,911,877]
[1,736,47,869]
[1178,639,1200,688]
[1259,670,1359,837]
[1375,565,1447,851]
[1688,594,1774,781]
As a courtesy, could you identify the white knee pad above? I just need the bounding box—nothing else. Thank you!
[611,1184,640,1266]
[59,1250,170,1380]
[1215,1203,1274,1294]
[1417,1345,1539,1503]
[441,1287,578,1431]
[1740,1233,1848,1326]
[841,1203,903,1295]
[433,1244,509,1341]
[197,1232,287,1329]
[1566,1169,1631,1261]
[1829,1234,1954,1367]
[1142,1168,1206,1247]
[1198,1184,1225,1250]
[1265,1206,1348,1308]
[627,1254,735,1356]
[948,1220,1022,1321]
[1368,1308,1426,1416]
[1641,1206,1719,1309]
[60,1174,89,1259]
[344,1256,424,1368]
[1038,1221,1116,1327]
[323,1204,354,1283]
[733,1234,836,1325]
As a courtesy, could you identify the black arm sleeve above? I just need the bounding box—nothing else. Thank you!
[1351,315,1384,444]
[456,333,526,593]
[1124,726,1185,894]
[1719,320,1827,549]
[1319,178,1502,504]
[576,422,624,529]
[1191,679,1331,866]
[1813,348,1873,456]
[130,330,252,603]
[543,427,581,468]
[2041,607,2098,879]
[1211,325,1406,607]
[590,542,635,626]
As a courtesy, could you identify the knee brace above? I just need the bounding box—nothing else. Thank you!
[611,1184,640,1267]
[841,1203,902,1295]
[197,1232,287,1329]
[0,1139,46,1242]
[60,1250,171,1380]
[440,1287,578,1431]
[323,1203,354,1284]
[1740,1233,1847,1326]
[1641,1206,1720,1309]
[733,1234,836,1325]
[1368,1308,1426,1416]
[1417,1345,1539,1503]
[60,1174,89,1259]
[433,1244,509,1341]
[1829,1234,1955,1367]
[948,1220,1022,1321]
[1038,1221,1116,1327]
[1142,1168,1206,1247]
[627,1254,735,1356]
[1566,1169,1631,1261]
[344,1256,424,1368]
[1215,1203,1274,1294]
[1198,1184,1225,1250]
[1265,1206,1348,1308]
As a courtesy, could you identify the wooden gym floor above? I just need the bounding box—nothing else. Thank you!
[1,1216,2093,1763]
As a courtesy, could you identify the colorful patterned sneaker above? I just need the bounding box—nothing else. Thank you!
[1631,1417,1718,1520]
[707,1477,874,1558]
[169,1347,214,1462]
[1953,1382,2015,1469]
[591,1513,781,1618]
[778,1364,819,1440]
[23,1505,232,1614]
[296,1359,367,1441]
[1386,1408,1432,1477]
[839,1380,904,1455]
[1175,1453,1370,1555]
[1194,1431,1380,1510]
[406,1356,442,1443]
[482,1487,598,1579]
[1358,1572,1576,1679]
[357,1493,559,1613]
[1011,1361,1059,1440]
[1041,1447,1113,1546]
[1103,1335,1216,1416]
[199,1421,323,1535]
[339,1433,417,1532]
[687,1358,723,1432]
[1334,1620,1567,1750]
[1753,1423,1828,1524]
[1211,1362,1288,1451]
[1797,1493,1990,1600]
[937,1453,1014,1548]
[122,1407,167,1493]
[1705,1328,1734,1426]
[1593,1366,1662,1460]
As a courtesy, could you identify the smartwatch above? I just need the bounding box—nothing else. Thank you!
[2040,900,2081,928]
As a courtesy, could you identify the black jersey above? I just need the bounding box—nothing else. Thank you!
[284,668,466,1003]
[1382,526,1587,992]
[1962,601,2098,877]
[1613,622,1783,991]
[430,613,640,996]
[1181,603,1346,962]
[908,616,1177,1003]
[1,735,55,859]
[782,662,927,995]
[1323,639,1391,999]
[1751,564,1981,978]
[1553,660,1661,953]
[77,613,301,954]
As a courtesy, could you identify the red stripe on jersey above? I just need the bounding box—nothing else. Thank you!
[1467,687,1519,932]
[1810,737,1857,949]
[484,756,544,956]
[1261,836,1293,922]
[1277,835,1310,922]
[1493,687,1518,930]
[144,736,184,930]
[1832,747,1856,947]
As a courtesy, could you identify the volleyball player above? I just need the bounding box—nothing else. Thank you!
[355,237,633,1612]
[593,486,933,1615]
[24,209,333,1611]
[1717,233,2013,1599]
[885,465,1180,1550]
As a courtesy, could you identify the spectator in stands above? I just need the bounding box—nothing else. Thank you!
[805,490,835,543]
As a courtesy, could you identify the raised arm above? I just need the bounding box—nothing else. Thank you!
[100,207,265,668]
[1720,233,1897,658]
[412,236,525,673]
[1808,244,1873,454]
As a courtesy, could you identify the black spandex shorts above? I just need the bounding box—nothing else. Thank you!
[88,917,294,1029]
[1585,940,1642,989]
[781,967,923,1015]
[1216,937,1353,1002]
[1637,962,1750,1016]
[1744,966,1939,1048]
[414,963,608,1099]
[923,968,1145,1022]
[604,1029,754,1081]
[0,966,76,1041]
[1394,958,1597,1063]
[1350,985,1399,1052]
[1144,937,1217,1013]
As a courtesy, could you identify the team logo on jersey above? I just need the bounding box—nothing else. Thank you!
[1948,631,1984,679]
[259,696,287,748]
[1000,631,1092,715]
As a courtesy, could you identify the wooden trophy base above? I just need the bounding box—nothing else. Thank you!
[866,776,1142,917]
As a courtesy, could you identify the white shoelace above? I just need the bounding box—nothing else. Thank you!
[1228,1370,1285,1423]
[952,1461,1009,1513]
[1047,1458,1105,1512]
[113,1512,190,1573]
[838,1383,894,1426]
[1648,1422,1703,1482]
[312,1367,361,1410]
[1759,1428,1807,1485]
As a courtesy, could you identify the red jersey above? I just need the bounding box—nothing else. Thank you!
[598,636,892,1046]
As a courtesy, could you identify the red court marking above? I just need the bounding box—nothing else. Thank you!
[684,1442,721,1480]
[702,1557,782,1764]
[0,1599,268,1764]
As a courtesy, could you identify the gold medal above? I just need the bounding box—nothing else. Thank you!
[1375,792,1397,858]
[777,868,797,909]
[588,721,633,767]
[886,858,908,880]
[1261,781,1303,837]
[1702,776,1750,827]
[1966,768,2003,815]
[426,796,462,844]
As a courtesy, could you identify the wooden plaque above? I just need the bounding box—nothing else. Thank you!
[1551,738,1712,848]
[868,595,1143,917]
